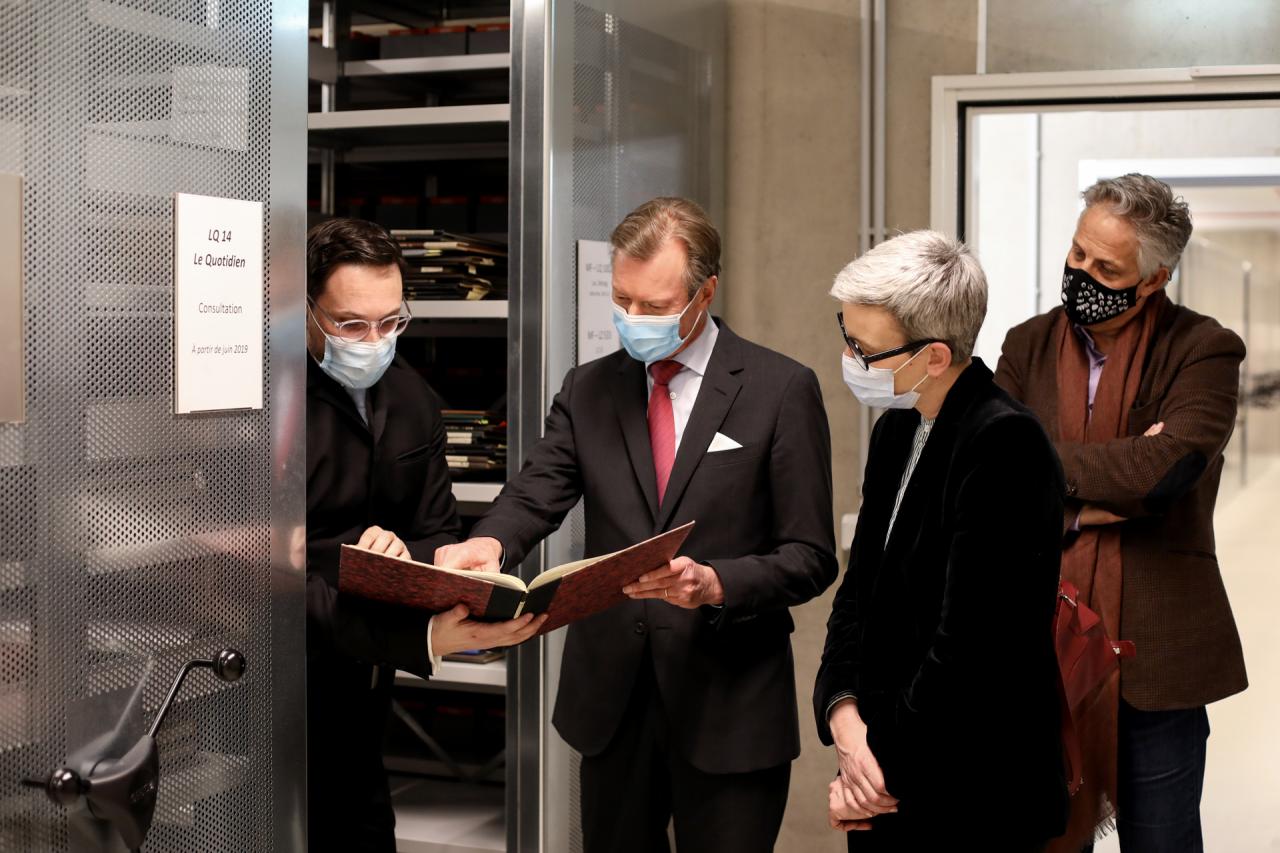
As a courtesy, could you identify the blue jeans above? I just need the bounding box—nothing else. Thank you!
[1084,700,1211,852]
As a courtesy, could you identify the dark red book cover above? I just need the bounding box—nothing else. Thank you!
[338,521,695,635]
[528,522,693,633]
[339,548,522,620]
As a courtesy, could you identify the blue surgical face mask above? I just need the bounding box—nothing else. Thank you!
[612,290,706,364]
[841,347,928,410]
[311,312,397,390]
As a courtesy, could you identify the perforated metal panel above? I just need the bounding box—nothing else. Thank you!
[570,3,713,245]
[554,2,714,579]
[522,5,718,851]
[0,2,304,850]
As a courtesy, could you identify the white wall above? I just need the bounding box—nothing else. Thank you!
[970,104,1280,358]
[1036,107,1280,313]
[970,112,1039,366]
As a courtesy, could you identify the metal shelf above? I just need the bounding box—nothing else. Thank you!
[309,104,510,131]
[86,524,270,577]
[154,751,253,825]
[309,105,510,149]
[451,482,503,505]
[310,141,509,164]
[384,756,503,783]
[345,54,511,77]
[391,777,504,853]
[396,659,506,694]
[307,0,448,28]
[409,300,507,319]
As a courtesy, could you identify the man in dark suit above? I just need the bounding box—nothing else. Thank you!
[814,230,1068,851]
[434,197,838,853]
[306,218,543,852]
[995,174,1247,852]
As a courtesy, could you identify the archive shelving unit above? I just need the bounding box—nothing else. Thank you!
[307,3,520,851]
[305,3,718,850]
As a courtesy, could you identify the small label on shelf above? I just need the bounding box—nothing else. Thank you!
[577,239,619,366]
[173,193,264,414]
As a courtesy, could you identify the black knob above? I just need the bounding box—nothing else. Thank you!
[45,767,87,806]
[212,648,246,683]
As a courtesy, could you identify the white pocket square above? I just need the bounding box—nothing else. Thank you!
[707,432,743,453]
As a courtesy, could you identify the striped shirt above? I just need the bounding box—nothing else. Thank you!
[886,417,935,546]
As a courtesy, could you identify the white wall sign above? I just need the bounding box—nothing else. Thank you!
[174,192,263,414]
[576,239,618,366]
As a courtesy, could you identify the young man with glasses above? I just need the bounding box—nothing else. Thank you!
[305,218,543,852]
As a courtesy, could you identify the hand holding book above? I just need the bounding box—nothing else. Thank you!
[432,604,545,657]
[348,525,542,655]
[355,524,411,559]
[339,522,695,636]
[622,556,725,609]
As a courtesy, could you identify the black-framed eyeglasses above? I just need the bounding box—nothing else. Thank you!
[836,311,939,370]
[309,298,413,342]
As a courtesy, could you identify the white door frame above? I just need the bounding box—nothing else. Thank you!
[929,65,1280,237]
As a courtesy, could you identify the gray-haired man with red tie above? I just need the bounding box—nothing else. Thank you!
[434,197,838,853]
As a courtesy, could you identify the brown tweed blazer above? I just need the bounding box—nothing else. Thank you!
[995,298,1248,710]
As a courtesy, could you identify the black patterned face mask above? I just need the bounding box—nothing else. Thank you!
[1061,263,1141,326]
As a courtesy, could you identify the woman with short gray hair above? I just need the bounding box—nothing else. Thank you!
[815,230,1069,851]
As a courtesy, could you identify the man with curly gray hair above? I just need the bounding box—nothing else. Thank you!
[996,174,1247,853]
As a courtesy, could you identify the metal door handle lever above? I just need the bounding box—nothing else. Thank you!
[22,648,246,851]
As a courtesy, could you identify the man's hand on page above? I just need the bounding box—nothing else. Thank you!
[433,537,503,572]
[358,525,410,560]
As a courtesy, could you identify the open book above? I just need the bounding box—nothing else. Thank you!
[339,521,695,635]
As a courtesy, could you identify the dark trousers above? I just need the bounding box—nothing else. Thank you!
[308,664,397,853]
[1083,700,1210,853]
[579,650,791,853]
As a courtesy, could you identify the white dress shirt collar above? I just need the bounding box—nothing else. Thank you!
[643,315,719,453]
[663,313,718,376]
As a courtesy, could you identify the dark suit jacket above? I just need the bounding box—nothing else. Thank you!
[995,301,1248,710]
[814,361,1068,845]
[470,321,838,774]
[306,356,462,850]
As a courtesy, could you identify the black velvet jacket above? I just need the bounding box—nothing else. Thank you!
[814,360,1068,848]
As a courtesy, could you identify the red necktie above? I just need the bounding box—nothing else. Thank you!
[647,359,683,505]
